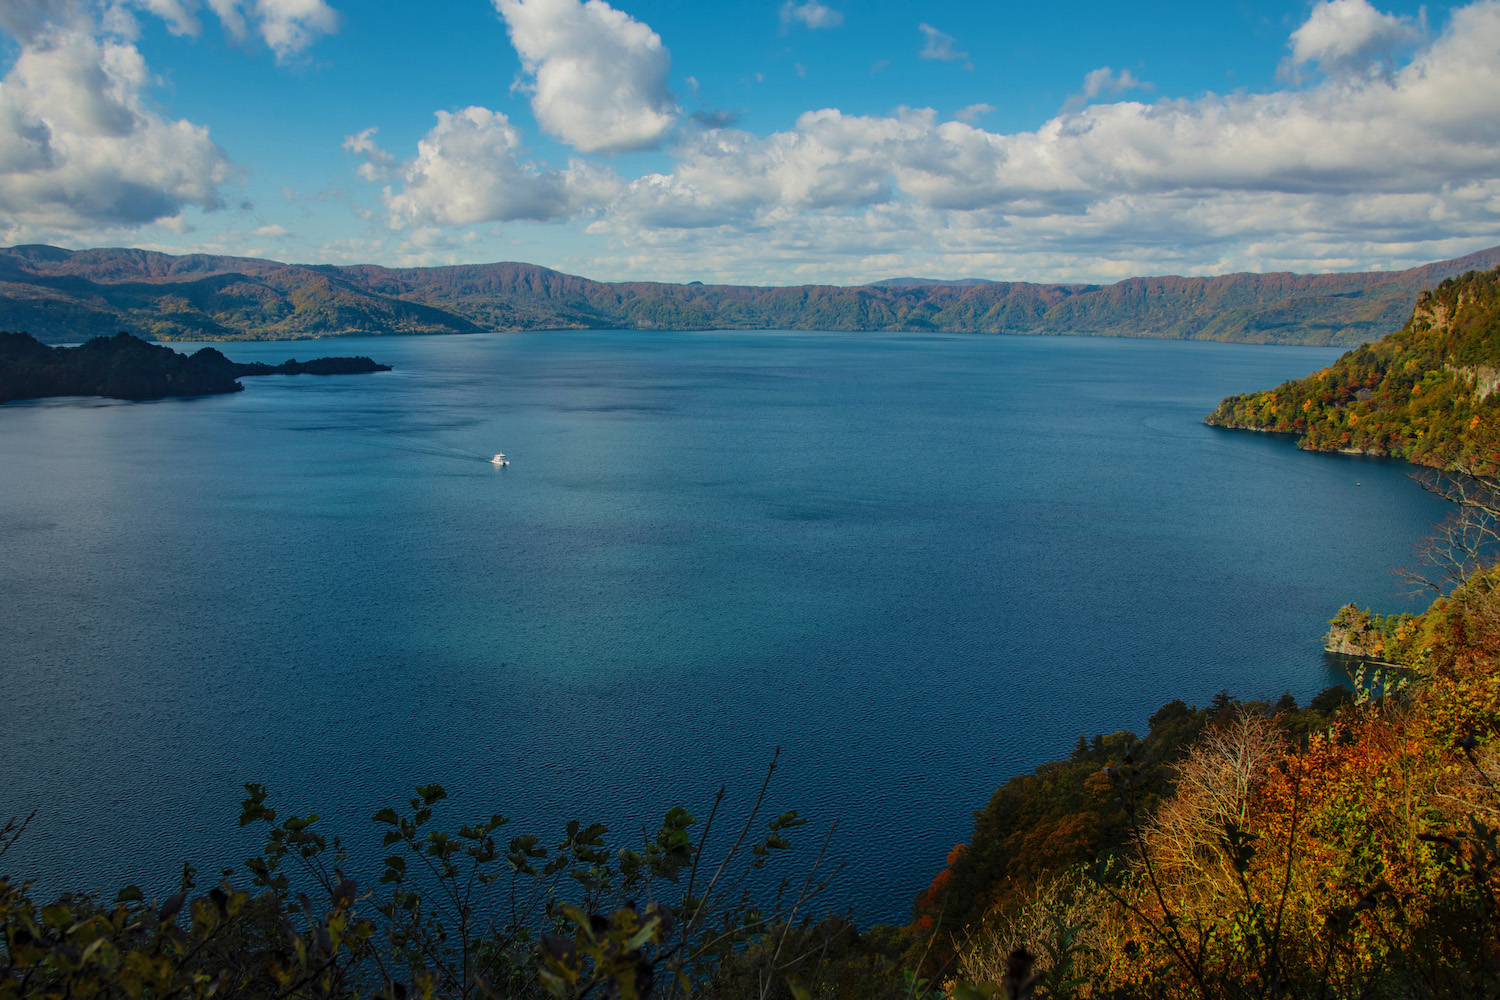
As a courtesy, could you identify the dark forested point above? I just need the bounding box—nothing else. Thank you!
[0,331,390,403]
[1205,265,1500,471]
[231,355,393,377]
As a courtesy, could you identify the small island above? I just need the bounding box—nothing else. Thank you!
[0,331,391,403]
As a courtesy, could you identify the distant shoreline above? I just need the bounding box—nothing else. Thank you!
[4,241,1498,348]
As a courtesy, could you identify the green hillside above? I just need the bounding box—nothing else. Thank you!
[1206,266,1500,470]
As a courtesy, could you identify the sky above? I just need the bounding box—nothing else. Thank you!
[0,0,1498,285]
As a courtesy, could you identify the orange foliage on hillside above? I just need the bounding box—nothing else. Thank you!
[947,526,1500,997]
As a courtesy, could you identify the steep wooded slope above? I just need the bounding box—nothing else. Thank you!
[1206,266,1500,470]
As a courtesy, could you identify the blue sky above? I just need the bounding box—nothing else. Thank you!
[1,0,1497,284]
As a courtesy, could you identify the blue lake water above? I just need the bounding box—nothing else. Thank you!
[0,330,1455,924]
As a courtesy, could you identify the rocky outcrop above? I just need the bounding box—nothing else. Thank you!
[1324,604,1408,664]
[1448,364,1500,401]
[1325,605,1379,656]
[234,356,391,377]
[1206,266,1500,472]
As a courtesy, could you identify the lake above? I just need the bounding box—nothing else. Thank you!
[0,329,1454,924]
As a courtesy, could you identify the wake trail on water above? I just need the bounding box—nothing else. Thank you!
[337,420,503,464]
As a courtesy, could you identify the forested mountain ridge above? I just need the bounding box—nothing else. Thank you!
[3,242,1499,345]
[1206,266,1500,471]
[0,245,480,342]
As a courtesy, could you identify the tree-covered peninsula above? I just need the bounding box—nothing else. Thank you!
[0,331,390,403]
[874,270,1500,997]
[899,305,1500,993]
[1205,266,1500,471]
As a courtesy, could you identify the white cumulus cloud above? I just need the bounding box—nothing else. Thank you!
[124,0,203,37]
[336,0,1500,285]
[204,0,339,60]
[1081,66,1150,98]
[365,106,610,227]
[82,0,340,59]
[0,8,233,234]
[0,1,71,43]
[1285,0,1423,77]
[342,126,395,181]
[492,0,677,154]
[253,0,340,61]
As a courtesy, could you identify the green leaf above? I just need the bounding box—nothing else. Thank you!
[239,783,275,827]
[42,903,73,927]
[771,810,806,830]
[509,834,545,857]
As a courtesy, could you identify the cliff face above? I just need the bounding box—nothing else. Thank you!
[1322,604,1411,661]
[1205,266,1500,472]
[3,243,1500,345]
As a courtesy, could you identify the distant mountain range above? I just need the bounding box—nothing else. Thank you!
[3,242,1499,346]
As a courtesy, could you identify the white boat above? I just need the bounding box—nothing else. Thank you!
[491,453,509,466]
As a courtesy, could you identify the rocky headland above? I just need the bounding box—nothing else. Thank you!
[1205,265,1500,471]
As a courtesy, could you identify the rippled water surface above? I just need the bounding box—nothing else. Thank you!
[0,330,1454,922]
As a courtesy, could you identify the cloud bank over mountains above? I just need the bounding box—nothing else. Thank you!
[353,0,1500,281]
[1,0,1498,283]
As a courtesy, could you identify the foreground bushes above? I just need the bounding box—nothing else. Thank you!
[0,754,875,1000]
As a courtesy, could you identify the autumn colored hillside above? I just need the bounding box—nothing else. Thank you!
[3,242,1499,346]
[1206,266,1500,472]
[897,268,1500,995]
[903,463,1500,997]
